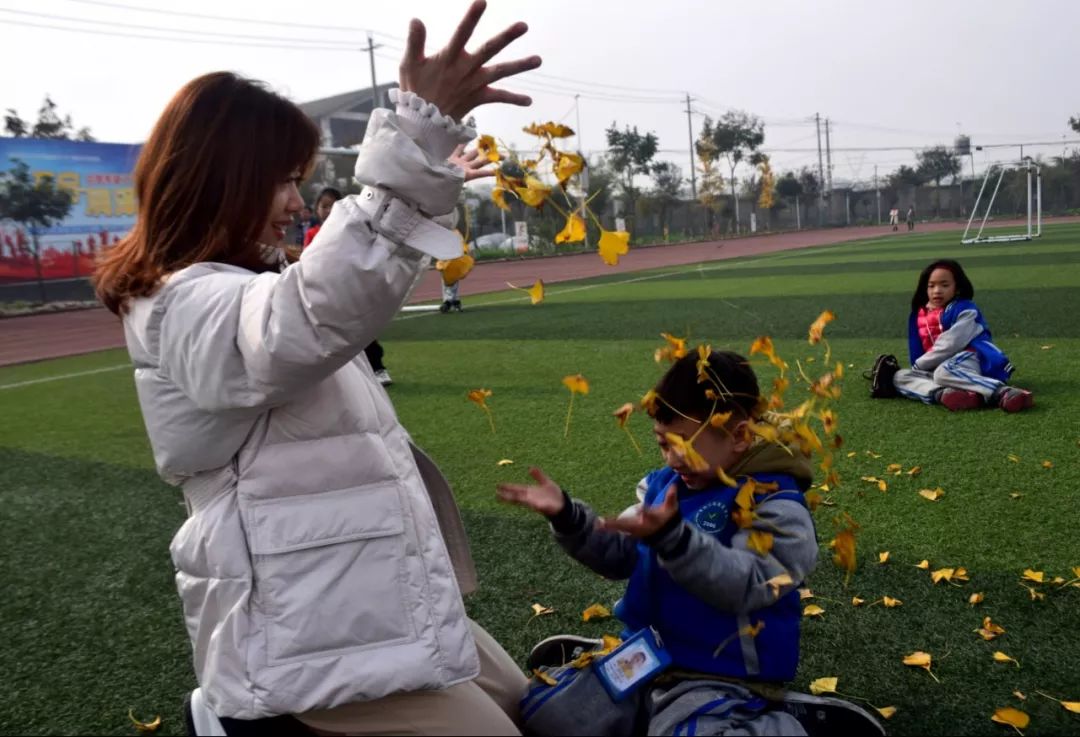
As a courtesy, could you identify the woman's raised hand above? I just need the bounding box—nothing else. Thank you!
[399,0,541,121]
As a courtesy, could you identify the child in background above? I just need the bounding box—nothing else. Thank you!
[892,259,1032,411]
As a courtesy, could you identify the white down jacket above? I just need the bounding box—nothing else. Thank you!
[122,95,483,719]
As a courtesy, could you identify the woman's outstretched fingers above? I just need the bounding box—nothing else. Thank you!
[444,0,488,59]
[404,18,427,66]
[471,21,530,68]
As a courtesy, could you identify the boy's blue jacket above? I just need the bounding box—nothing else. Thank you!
[547,442,817,682]
[907,298,1012,380]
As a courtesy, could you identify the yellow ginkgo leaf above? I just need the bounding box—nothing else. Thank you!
[886,463,903,475]
[990,707,1029,730]
[747,530,774,557]
[492,187,512,211]
[803,604,825,618]
[809,676,838,695]
[876,706,898,720]
[437,252,475,286]
[664,433,709,472]
[554,213,587,244]
[931,567,955,584]
[1041,460,1054,469]
[1020,584,1045,602]
[883,596,903,608]
[542,122,576,138]
[878,551,890,565]
[1021,569,1044,583]
[749,420,781,445]
[613,403,634,429]
[128,710,162,733]
[582,603,612,622]
[807,310,835,345]
[597,229,630,266]
[969,592,985,606]
[1010,492,1024,500]
[766,572,794,598]
[977,616,1006,641]
[953,567,970,582]
[993,651,1020,668]
[554,151,585,185]
[531,603,555,617]
[846,451,857,458]
[514,176,552,208]
[1007,453,1021,463]
[831,525,858,581]
[919,487,945,502]
[640,389,659,415]
[1014,691,1027,701]
[655,332,689,363]
[903,651,932,669]
[718,467,738,488]
[467,388,492,408]
[476,134,501,163]
[496,459,514,466]
[507,279,546,305]
[916,559,931,570]
[562,374,589,395]
[907,466,922,476]
[1062,702,1080,714]
[866,450,883,459]
[852,596,866,606]
[532,668,558,686]
[861,476,888,492]
[798,587,813,600]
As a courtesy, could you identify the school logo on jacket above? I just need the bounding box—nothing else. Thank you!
[693,501,730,534]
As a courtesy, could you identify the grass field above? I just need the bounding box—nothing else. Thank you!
[2,225,1078,735]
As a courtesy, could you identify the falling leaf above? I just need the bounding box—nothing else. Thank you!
[919,487,945,502]
[883,596,903,608]
[803,604,825,618]
[128,710,162,733]
[554,213,587,244]
[496,459,514,466]
[665,433,709,472]
[1021,569,1044,583]
[554,151,585,185]
[747,420,781,445]
[562,374,589,395]
[467,388,492,408]
[1041,460,1054,469]
[742,621,766,638]
[977,616,1006,641]
[709,411,734,429]
[655,332,689,363]
[861,475,888,492]
[747,530,775,557]
[765,572,794,598]
[993,651,1020,668]
[990,707,1029,731]
[809,676,838,695]
[507,278,546,305]
[831,517,858,583]
[491,187,512,211]
[915,559,930,570]
[532,668,558,686]
[514,176,552,208]
[877,706,898,720]
[931,568,955,584]
[819,409,837,435]
[852,596,866,606]
[640,389,659,415]
[436,248,475,286]
[969,592,985,605]
[582,603,612,622]
[523,121,575,138]
[1008,453,1021,463]
[612,402,635,429]
[907,466,923,476]
[597,229,630,266]
[886,463,903,475]
[808,310,836,345]
[476,134,501,162]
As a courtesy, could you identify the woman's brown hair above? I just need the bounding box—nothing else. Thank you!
[93,72,320,314]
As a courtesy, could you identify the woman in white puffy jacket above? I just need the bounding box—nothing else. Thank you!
[93,3,541,734]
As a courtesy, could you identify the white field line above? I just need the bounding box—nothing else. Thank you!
[0,364,129,390]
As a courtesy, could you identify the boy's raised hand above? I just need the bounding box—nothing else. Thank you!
[597,485,680,538]
[399,0,542,122]
[496,467,565,516]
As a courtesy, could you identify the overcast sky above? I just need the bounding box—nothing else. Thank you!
[5,0,1080,188]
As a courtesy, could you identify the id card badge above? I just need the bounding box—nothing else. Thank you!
[594,628,672,702]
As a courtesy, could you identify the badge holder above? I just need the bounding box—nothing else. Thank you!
[594,628,672,702]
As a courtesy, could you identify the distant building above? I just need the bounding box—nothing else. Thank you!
[299,82,398,149]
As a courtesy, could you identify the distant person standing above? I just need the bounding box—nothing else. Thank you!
[889,206,900,231]
[906,205,915,231]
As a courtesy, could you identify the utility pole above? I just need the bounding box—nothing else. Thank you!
[825,118,834,195]
[684,93,698,200]
[874,164,881,224]
[815,113,825,225]
[361,32,384,108]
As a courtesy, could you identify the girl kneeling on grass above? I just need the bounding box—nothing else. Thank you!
[890,259,1033,412]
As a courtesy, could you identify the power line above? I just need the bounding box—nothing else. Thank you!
[60,0,369,32]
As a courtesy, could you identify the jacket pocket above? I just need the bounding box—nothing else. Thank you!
[244,482,416,663]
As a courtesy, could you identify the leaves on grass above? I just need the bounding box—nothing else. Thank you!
[582,603,611,622]
[1042,460,1054,469]
[809,676,838,695]
[861,476,888,492]
[803,604,825,618]
[128,710,161,733]
[530,603,555,622]
[1021,569,1044,583]
[903,651,940,682]
[907,465,923,476]
[931,567,956,584]
[919,487,945,502]
[852,596,866,606]
[1008,453,1021,463]
[916,559,931,570]
[886,463,903,475]
[878,551,890,564]
[1035,691,1080,713]
[969,592,985,606]
[993,651,1020,668]
[497,459,514,466]
[877,706,898,720]
[883,596,903,608]
[977,616,1006,641]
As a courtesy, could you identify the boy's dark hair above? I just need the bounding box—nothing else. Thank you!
[911,259,974,314]
[316,186,343,204]
[652,350,760,424]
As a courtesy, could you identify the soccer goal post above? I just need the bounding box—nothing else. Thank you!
[961,159,1041,244]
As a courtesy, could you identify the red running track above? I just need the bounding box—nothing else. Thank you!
[1,218,1068,367]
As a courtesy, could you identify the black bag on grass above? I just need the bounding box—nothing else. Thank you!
[866,354,900,398]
